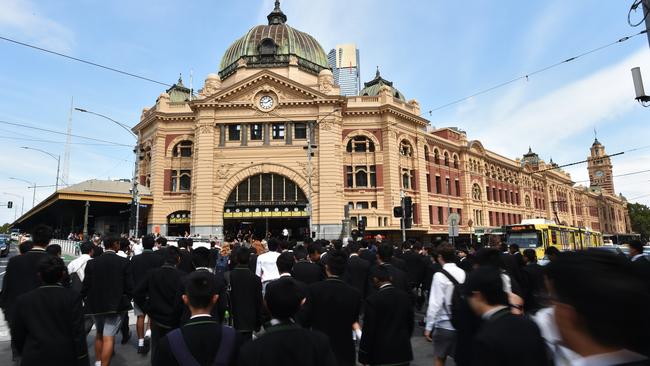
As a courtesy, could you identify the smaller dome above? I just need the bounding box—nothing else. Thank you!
[360,68,406,101]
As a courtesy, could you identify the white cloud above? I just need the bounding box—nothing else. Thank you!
[0,0,74,53]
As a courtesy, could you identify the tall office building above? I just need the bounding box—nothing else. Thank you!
[328,44,361,96]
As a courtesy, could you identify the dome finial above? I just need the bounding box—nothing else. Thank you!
[376,66,380,78]
[268,0,287,25]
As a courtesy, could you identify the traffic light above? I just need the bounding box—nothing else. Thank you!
[403,197,413,218]
[7,201,12,209]
[393,206,403,218]
[404,217,412,229]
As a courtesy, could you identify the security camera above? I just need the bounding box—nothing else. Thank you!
[631,67,650,107]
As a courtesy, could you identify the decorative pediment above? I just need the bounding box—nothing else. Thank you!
[195,70,331,107]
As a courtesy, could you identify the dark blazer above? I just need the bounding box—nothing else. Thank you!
[238,322,337,366]
[0,249,48,321]
[471,308,549,366]
[292,260,324,285]
[358,248,376,266]
[522,263,546,312]
[228,266,263,332]
[298,278,362,366]
[179,269,228,324]
[82,250,133,315]
[11,285,89,366]
[631,256,650,293]
[401,250,426,287]
[343,254,370,298]
[131,249,164,288]
[366,263,411,302]
[133,264,185,328]
[390,256,407,272]
[178,249,195,273]
[152,316,238,366]
[358,284,414,365]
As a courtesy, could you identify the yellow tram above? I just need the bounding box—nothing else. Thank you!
[505,221,603,259]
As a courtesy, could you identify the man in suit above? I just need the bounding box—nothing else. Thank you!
[298,250,362,366]
[358,239,376,265]
[343,241,370,299]
[359,265,414,366]
[82,235,134,366]
[238,279,337,366]
[133,245,185,361]
[521,248,545,313]
[401,241,426,295]
[547,250,650,365]
[629,240,650,293]
[367,243,411,303]
[228,247,263,341]
[187,247,228,323]
[177,238,195,273]
[292,245,324,285]
[465,266,549,366]
[11,255,89,366]
[152,271,238,366]
[130,234,164,354]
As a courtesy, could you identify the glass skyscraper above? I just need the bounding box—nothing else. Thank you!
[328,44,361,96]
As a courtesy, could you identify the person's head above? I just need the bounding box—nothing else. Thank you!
[264,278,304,320]
[474,248,502,269]
[628,240,644,257]
[293,245,308,261]
[18,240,33,254]
[142,235,155,250]
[358,239,369,249]
[31,225,53,248]
[457,247,469,258]
[377,243,394,263]
[191,247,211,268]
[79,241,94,256]
[347,241,360,254]
[267,238,281,252]
[464,266,508,316]
[235,246,251,265]
[545,246,560,262]
[119,237,130,253]
[498,242,508,253]
[155,236,168,248]
[331,239,343,251]
[413,241,423,252]
[163,245,181,266]
[522,249,537,264]
[436,244,456,265]
[308,242,323,262]
[45,244,62,257]
[276,252,295,274]
[38,255,66,285]
[182,271,219,314]
[370,265,391,288]
[508,243,520,254]
[325,250,347,277]
[546,250,650,355]
[177,238,188,249]
[103,235,120,251]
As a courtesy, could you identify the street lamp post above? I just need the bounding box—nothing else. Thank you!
[9,177,36,208]
[20,147,60,191]
[75,108,140,237]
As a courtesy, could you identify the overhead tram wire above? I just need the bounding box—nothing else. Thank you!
[0,36,172,87]
[0,119,132,147]
[423,29,649,115]
[574,169,650,183]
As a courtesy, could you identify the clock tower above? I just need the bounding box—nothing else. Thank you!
[587,138,615,195]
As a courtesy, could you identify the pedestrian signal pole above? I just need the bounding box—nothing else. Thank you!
[400,190,406,243]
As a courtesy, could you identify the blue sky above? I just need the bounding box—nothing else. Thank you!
[0,0,649,225]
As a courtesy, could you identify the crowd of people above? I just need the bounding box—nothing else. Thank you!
[1,224,650,366]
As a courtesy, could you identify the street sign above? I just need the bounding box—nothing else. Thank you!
[448,213,460,237]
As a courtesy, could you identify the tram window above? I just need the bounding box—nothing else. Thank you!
[550,230,558,245]
[507,232,541,248]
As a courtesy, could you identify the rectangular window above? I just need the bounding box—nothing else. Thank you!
[346,166,353,188]
[505,190,510,204]
[250,124,263,140]
[371,201,377,208]
[457,208,462,225]
[438,206,444,225]
[493,188,497,202]
[445,178,451,195]
[356,202,369,209]
[355,167,368,187]
[272,123,285,140]
[369,166,377,187]
[171,171,178,192]
[294,123,307,139]
[487,186,492,201]
[179,170,191,191]
[402,169,411,189]
[429,205,433,225]
[426,174,431,192]
[228,124,241,141]
[455,179,460,197]
[410,170,417,191]
[436,176,442,194]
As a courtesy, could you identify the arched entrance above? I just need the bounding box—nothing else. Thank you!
[168,211,191,237]
[223,173,309,241]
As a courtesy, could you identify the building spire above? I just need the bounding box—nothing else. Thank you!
[268,0,287,25]
[376,66,380,78]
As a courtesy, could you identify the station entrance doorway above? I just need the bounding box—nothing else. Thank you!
[223,173,310,241]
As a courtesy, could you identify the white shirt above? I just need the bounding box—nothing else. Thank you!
[256,251,281,282]
[67,254,92,282]
[533,307,580,366]
[425,262,466,331]
[573,349,647,366]
[117,250,127,258]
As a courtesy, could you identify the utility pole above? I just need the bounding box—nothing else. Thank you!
[645,0,650,48]
[306,122,314,239]
[83,200,90,237]
[400,190,406,242]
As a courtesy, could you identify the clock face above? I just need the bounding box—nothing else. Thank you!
[259,95,274,110]
[595,170,604,177]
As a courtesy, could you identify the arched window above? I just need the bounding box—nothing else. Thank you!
[399,140,413,157]
[424,145,430,161]
[444,152,450,167]
[355,167,368,187]
[525,195,531,208]
[346,136,375,153]
[472,184,482,200]
[434,149,440,164]
[452,154,459,169]
[172,140,193,157]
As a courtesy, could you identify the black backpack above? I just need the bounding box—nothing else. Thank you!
[439,269,464,329]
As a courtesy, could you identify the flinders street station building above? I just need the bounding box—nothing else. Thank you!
[132,2,631,241]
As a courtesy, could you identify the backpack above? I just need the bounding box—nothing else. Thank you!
[439,269,464,329]
[168,325,236,366]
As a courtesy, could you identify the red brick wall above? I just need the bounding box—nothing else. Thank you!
[163,169,172,191]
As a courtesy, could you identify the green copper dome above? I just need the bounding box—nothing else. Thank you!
[360,68,406,101]
[219,1,330,79]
